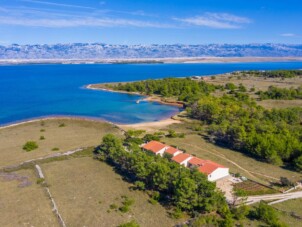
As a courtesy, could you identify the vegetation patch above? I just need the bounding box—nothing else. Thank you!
[23,141,38,152]
[95,134,232,224]
[233,180,277,196]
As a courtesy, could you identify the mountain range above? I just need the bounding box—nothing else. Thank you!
[0,43,302,59]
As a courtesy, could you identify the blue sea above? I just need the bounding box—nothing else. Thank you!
[1,62,302,125]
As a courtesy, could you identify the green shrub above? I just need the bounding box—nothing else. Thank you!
[119,205,130,213]
[59,123,66,127]
[52,147,60,151]
[36,178,45,184]
[134,181,145,190]
[118,220,140,227]
[170,207,183,219]
[109,204,118,210]
[40,129,45,132]
[39,135,45,140]
[23,141,38,152]
[225,83,237,90]
[252,201,285,226]
[167,129,178,138]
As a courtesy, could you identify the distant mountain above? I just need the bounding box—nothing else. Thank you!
[0,43,302,59]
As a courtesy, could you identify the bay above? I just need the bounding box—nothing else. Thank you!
[1,62,302,125]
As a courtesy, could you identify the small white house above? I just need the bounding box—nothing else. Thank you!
[188,157,229,181]
[206,167,229,181]
[164,146,183,157]
[172,153,192,167]
[142,141,229,182]
[141,141,167,156]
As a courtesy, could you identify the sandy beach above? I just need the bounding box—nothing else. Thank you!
[0,115,180,132]
[117,118,181,131]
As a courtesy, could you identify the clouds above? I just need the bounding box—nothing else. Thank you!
[175,13,251,29]
[281,33,296,37]
[0,16,170,28]
[21,0,96,10]
[0,1,252,30]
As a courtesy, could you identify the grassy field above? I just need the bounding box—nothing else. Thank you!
[41,157,179,227]
[0,169,59,227]
[0,118,123,168]
[207,73,302,108]
[272,199,302,226]
[159,123,302,185]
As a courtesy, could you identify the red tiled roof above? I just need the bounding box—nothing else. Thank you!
[142,141,166,154]
[172,153,191,163]
[188,157,205,166]
[165,146,181,155]
[198,161,225,175]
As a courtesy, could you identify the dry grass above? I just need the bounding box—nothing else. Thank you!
[41,157,178,227]
[208,74,302,108]
[0,169,58,226]
[0,118,123,168]
[160,123,302,185]
[209,74,302,92]
[272,199,302,226]
[257,99,302,109]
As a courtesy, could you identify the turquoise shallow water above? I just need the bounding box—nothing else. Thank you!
[1,62,302,125]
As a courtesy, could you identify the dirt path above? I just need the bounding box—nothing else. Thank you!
[179,142,279,182]
[243,191,302,205]
[180,142,256,178]
[2,148,86,171]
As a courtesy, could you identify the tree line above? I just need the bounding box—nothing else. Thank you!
[96,134,287,226]
[107,73,302,172]
[257,86,302,100]
[188,95,302,170]
[243,70,302,78]
[95,134,233,225]
[106,78,219,102]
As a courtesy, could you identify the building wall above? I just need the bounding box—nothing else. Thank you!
[157,147,167,156]
[173,151,183,157]
[208,168,229,181]
[180,157,193,167]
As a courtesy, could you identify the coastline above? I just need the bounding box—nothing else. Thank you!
[86,84,185,108]
[1,57,302,65]
[1,84,184,130]
[0,115,181,132]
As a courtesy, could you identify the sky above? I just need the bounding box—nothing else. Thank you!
[0,0,301,45]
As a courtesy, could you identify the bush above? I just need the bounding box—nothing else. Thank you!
[143,133,160,142]
[252,201,285,226]
[52,147,60,151]
[59,123,66,127]
[238,83,247,92]
[119,196,134,213]
[225,83,237,91]
[39,135,45,140]
[280,177,294,187]
[119,205,130,213]
[118,220,140,227]
[109,204,118,210]
[232,205,249,220]
[134,181,145,190]
[23,141,38,152]
[167,129,178,138]
[170,207,183,219]
[36,178,45,184]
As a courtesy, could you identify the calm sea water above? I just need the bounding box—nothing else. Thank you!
[1,62,302,125]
